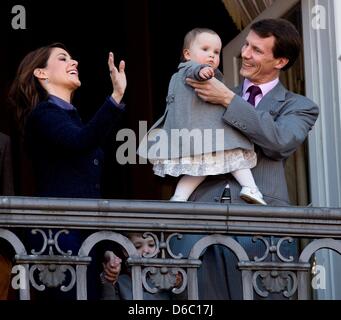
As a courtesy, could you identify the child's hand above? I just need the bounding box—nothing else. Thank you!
[102,251,122,284]
[199,66,215,80]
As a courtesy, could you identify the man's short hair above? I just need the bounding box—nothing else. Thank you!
[250,18,301,71]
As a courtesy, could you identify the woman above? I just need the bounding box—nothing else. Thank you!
[9,43,126,198]
[8,43,127,299]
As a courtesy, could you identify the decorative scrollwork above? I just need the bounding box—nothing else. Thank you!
[171,267,187,294]
[29,264,76,292]
[141,232,159,258]
[30,265,46,291]
[142,267,158,294]
[139,232,185,259]
[142,266,187,294]
[252,236,270,262]
[252,236,295,262]
[252,270,297,298]
[30,229,73,256]
[60,266,76,292]
[54,230,73,256]
[128,232,186,259]
[166,233,183,259]
[30,229,48,255]
[277,237,294,262]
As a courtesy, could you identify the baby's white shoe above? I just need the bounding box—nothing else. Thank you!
[240,187,267,205]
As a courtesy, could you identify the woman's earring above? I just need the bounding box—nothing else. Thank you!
[45,78,49,84]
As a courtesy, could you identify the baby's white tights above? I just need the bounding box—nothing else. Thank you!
[170,175,206,201]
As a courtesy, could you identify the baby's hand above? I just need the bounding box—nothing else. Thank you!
[199,66,215,80]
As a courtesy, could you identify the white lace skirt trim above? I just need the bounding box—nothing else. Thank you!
[152,149,257,177]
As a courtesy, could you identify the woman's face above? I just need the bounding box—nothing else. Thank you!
[43,47,81,92]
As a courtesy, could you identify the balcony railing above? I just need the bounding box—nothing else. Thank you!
[1,196,341,300]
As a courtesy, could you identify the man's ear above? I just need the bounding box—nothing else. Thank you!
[275,57,289,70]
[33,68,47,80]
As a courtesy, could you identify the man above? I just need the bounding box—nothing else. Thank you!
[179,18,319,299]
[187,18,318,206]
[105,19,319,299]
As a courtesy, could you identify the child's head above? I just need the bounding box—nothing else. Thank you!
[127,232,156,256]
[181,28,222,69]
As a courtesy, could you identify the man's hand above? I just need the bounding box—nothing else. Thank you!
[186,77,235,107]
[102,251,122,284]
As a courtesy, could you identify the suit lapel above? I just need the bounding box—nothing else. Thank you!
[257,82,287,112]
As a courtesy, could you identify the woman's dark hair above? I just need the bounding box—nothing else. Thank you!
[180,27,220,62]
[250,18,301,71]
[8,42,67,135]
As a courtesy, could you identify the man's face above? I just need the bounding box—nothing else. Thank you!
[240,30,287,84]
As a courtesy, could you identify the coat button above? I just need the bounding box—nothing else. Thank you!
[93,159,99,166]
[166,95,175,103]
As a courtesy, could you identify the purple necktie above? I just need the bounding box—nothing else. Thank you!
[247,85,262,106]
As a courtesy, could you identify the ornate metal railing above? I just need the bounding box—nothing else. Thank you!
[1,196,341,300]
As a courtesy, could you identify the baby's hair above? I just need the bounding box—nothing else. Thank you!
[180,27,219,62]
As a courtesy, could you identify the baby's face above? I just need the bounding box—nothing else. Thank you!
[130,234,156,256]
[183,32,222,69]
